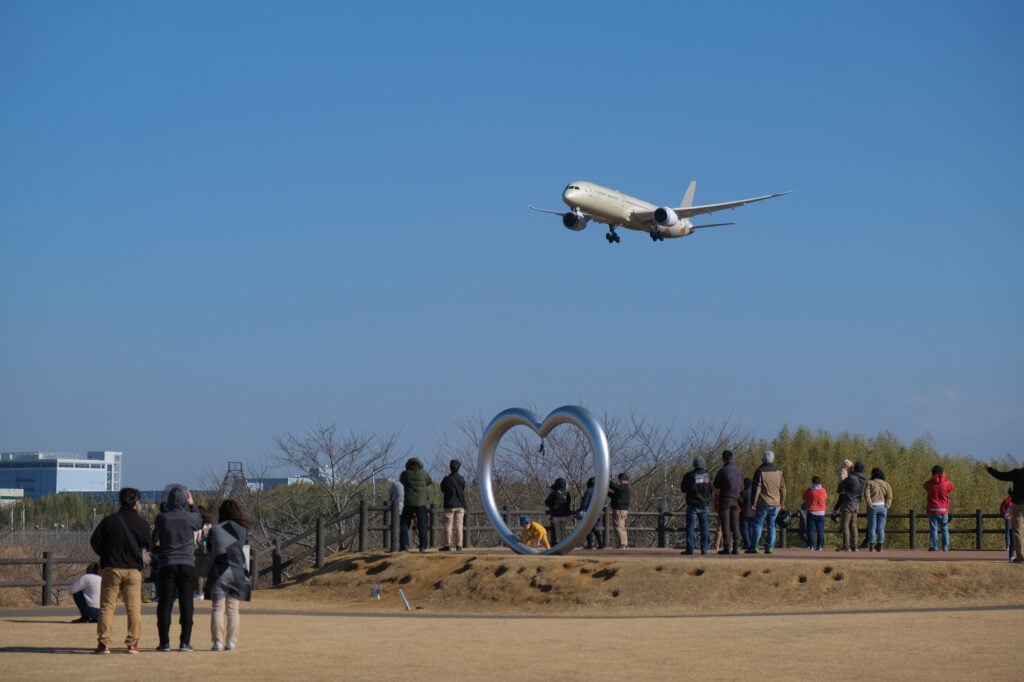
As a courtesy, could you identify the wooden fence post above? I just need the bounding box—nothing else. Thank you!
[315,517,324,568]
[657,507,668,548]
[42,551,52,606]
[975,509,984,550]
[272,539,282,586]
[359,498,368,552]
[390,502,400,552]
[909,509,917,549]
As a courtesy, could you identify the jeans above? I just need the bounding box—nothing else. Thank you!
[806,514,825,549]
[400,505,430,551]
[752,505,780,549]
[73,590,99,621]
[741,518,755,549]
[157,563,197,646]
[686,506,710,553]
[929,513,950,550]
[866,505,888,545]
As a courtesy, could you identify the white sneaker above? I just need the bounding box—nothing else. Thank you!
[226,641,236,651]
[212,641,223,651]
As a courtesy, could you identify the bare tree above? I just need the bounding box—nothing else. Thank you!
[273,422,403,519]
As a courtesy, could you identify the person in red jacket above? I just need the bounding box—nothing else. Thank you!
[802,476,827,550]
[923,465,954,551]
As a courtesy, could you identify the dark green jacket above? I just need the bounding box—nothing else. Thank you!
[400,458,433,507]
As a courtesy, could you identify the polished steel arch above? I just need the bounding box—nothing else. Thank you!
[477,405,610,555]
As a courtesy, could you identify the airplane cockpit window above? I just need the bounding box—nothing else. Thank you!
[564,185,580,191]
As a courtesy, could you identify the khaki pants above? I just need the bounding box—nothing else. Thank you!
[97,567,142,647]
[443,508,465,548]
[612,509,629,548]
[211,596,241,647]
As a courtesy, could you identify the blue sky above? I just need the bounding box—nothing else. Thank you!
[2,2,1021,490]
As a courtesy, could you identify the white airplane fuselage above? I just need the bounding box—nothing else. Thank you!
[562,181,694,236]
[531,178,788,244]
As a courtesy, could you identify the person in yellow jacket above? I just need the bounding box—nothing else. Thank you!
[518,516,550,549]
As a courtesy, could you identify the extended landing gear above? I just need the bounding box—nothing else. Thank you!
[605,226,621,244]
[649,228,664,242]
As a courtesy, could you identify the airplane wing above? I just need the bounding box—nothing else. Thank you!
[631,191,790,222]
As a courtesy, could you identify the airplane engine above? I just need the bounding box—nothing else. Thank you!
[653,206,679,227]
[562,209,588,231]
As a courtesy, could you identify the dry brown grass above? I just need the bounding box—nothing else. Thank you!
[273,549,1023,616]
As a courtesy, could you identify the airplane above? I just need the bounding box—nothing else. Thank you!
[530,180,789,243]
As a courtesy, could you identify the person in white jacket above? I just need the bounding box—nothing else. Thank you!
[69,563,101,623]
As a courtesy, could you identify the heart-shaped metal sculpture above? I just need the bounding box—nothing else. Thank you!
[477,405,610,555]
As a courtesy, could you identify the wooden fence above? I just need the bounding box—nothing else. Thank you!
[2,504,1011,605]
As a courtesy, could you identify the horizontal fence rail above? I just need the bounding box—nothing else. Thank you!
[3,503,1013,605]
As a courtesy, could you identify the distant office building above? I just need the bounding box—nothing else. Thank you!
[0,451,122,499]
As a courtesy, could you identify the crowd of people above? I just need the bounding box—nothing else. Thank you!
[85,486,252,654]
[389,453,1022,561]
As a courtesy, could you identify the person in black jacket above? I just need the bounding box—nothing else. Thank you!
[545,477,572,545]
[89,487,152,655]
[984,462,1024,563]
[439,459,467,552]
[608,473,631,549]
[835,461,866,551]
[681,457,714,555]
[713,450,744,555]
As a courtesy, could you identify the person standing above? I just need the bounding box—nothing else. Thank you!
[544,477,572,545]
[577,477,605,549]
[399,458,433,552]
[681,457,714,555]
[984,463,1023,563]
[740,477,756,550]
[207,499,252,652]
[89,487,152,654]
[153,485,203,652]
[864,468,893,552]
[608,473,631,549]
[439,459,467,552]
[713,450,744,555]
[802,476,827,551]
[924,465,954,551]
[746,451,786,554]
[835,461,866,552]
[999,488,1014,558]
[68,563,101,623]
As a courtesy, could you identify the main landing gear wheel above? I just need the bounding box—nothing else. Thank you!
[605,228,620,244]
[650,229,664,242]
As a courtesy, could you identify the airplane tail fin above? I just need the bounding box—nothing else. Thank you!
[680,180,696,209]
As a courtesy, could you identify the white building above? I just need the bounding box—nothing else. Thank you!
[0,451,122,499]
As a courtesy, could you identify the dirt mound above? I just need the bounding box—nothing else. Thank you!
[263,550,1023,616]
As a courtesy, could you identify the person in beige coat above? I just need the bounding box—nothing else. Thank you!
[864,468,893,552]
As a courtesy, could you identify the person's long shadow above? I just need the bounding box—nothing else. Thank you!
[0,645,91,654]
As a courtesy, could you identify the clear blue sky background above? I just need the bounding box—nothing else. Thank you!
[2,2,1021,490]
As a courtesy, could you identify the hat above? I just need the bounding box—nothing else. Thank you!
[763,450,775,463]
[519,515,531,525]
[776,510,793,527]
[693,456,706,469]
